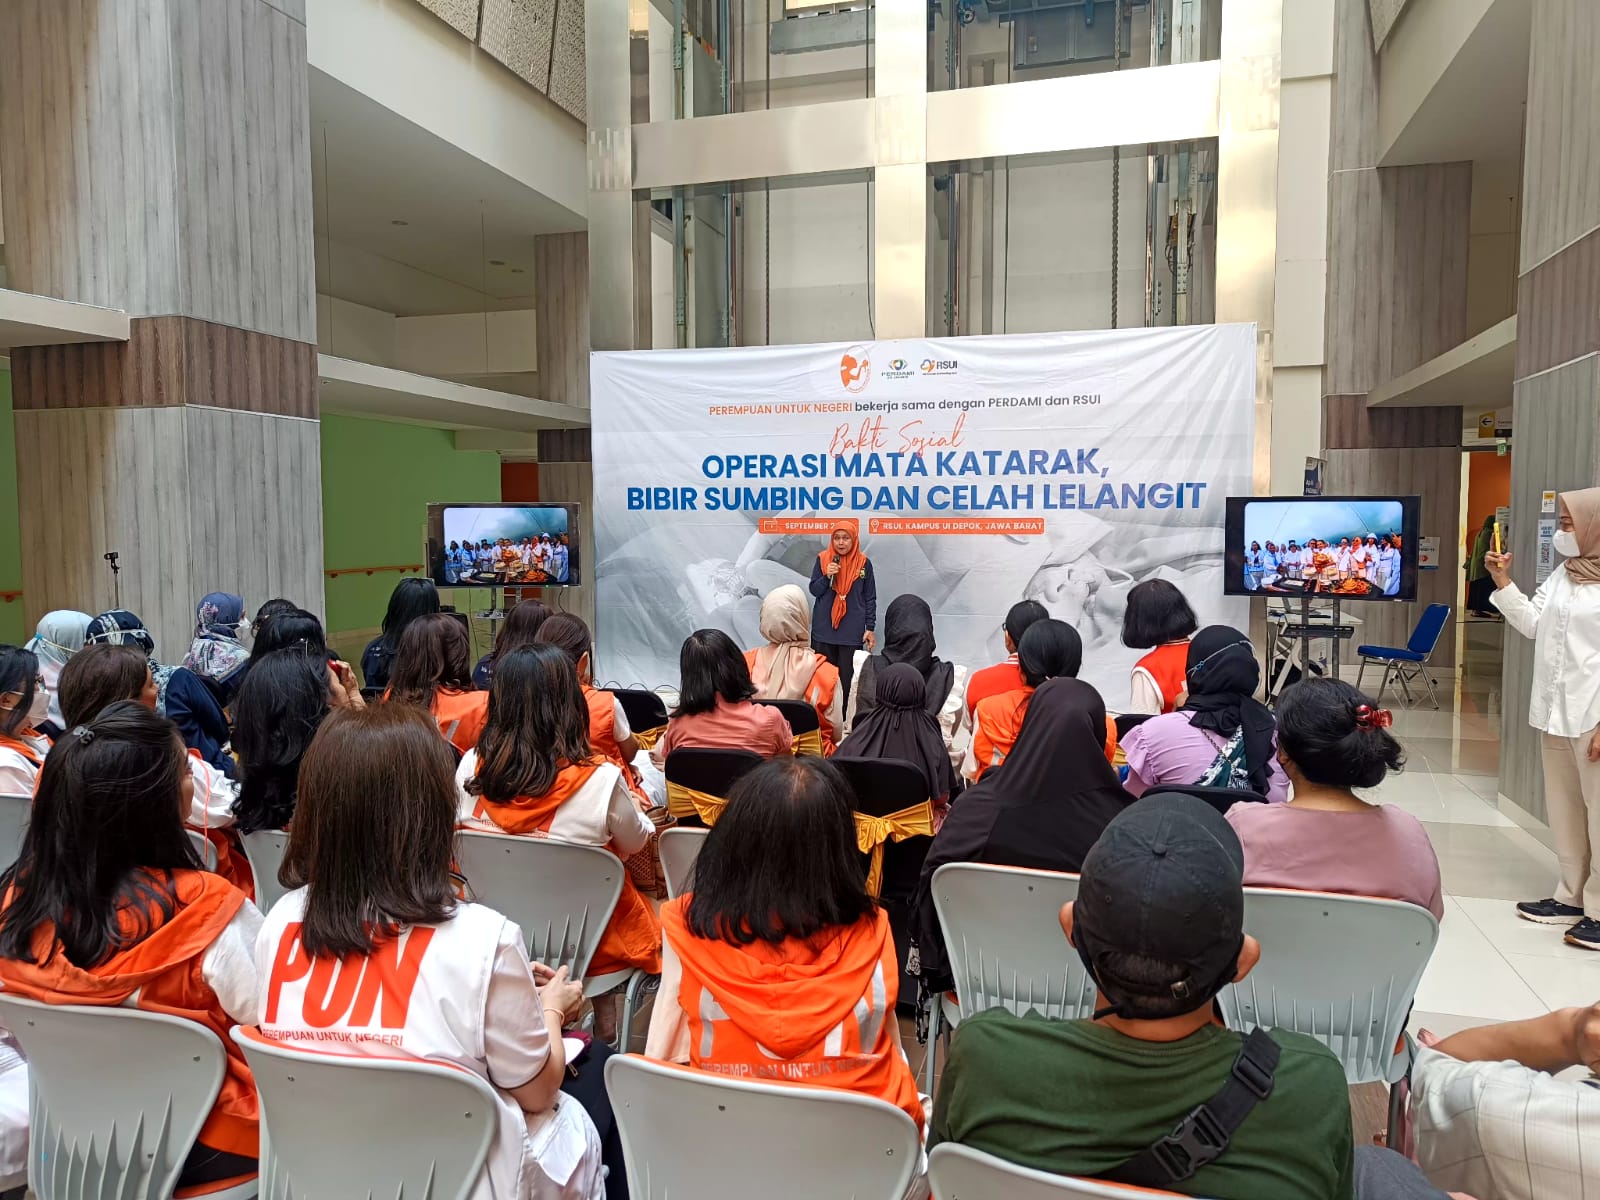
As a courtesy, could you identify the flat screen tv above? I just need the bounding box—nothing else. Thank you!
[427,503,580,588]
[1223,496,1420,601]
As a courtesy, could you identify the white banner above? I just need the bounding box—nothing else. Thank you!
[591,326,1256,710]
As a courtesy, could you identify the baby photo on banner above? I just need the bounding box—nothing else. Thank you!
[591,325,1257,711]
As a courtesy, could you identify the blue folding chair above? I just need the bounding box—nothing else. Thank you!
[1354,603,1450,708]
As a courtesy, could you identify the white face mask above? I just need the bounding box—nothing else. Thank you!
[1553,529,1581,557]
[26,687,50,727]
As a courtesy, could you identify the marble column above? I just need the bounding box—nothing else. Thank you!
[0,0,322,657]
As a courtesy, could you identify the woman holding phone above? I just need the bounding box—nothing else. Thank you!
[1487,487,1600,949]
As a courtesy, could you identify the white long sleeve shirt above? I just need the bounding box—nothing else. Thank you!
[1493,564,1600,737]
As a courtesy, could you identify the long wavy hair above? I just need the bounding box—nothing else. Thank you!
[467,644,596,802]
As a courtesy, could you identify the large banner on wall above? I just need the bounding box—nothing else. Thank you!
[591,326,1256,710]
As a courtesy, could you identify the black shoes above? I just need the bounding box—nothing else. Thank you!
[1516,897,1585,924]
[1565,918,1600,951]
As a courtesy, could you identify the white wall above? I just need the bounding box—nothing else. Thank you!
[317,292,539,379]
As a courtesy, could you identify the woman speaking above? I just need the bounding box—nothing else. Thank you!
[809,525,877,700]
[1488,487,1600,950]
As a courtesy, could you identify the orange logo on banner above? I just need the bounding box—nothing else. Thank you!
[265,921,435,1030]
[840,347,871,392]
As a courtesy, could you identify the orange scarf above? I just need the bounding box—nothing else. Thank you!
[471,759,599,834]
[817,529,866,630]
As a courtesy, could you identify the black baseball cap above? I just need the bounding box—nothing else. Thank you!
[1072,793,1246,1020]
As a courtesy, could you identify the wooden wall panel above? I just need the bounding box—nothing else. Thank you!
[1330,0,1379,172]
[1514,225,1600,380]
[1520,0,1600,271]
[535,233,591,409]
[1323,396,1462,450]
[1321,446,1462,670]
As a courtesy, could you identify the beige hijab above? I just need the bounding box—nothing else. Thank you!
[750,584,821,700]
[1561,487,1600,584]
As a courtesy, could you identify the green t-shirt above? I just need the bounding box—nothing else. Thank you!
[931,1010,1356,1200]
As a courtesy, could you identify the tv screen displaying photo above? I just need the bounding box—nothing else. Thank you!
[1223,496,1420,601]
[427,503,580,588]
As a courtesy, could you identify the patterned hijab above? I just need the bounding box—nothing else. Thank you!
[86,610,176,715]
[184,592,251,683]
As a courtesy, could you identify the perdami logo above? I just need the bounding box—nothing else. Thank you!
[921,358,958,376]
[839,346,871,393]
[881,356,915,381]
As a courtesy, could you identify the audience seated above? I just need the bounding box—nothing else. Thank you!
[26,610,91,739]
[473,598,551,689]
[458,644,662,1039]
[966,619,1114,781]
[0,646,50,796]
[1121,579,1199,715]
[837,662,959,828]
[1227,677,1443,919]
[246,606,329,664]
[644,757,925,1141]
[0,702,262,1191]
[963,600,1047,721]
[653,629,793,761]
[847,595,967,770]
[911,677,1129,991]
[183,592,252,708]
[1411,1003,1600,1200]
[360,577,441,692]
[538,612,663,808]
[256,704,605,1200]
[745,585,843,754]
[86,609,237,779]
[1121,625,1289,802]
[232,646,363,834]
[931,792,1453,1200]
[250,598,298,642]
[387,612,487,754]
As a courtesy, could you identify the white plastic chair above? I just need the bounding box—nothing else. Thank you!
[233,1026,496,1200]
[187,828,218,871]
[455,831,656,1046]
[605,1053,921,1200]
[1219,888,1439,1142]
[0,994,256,1200]
[241,829,291,913]
[929,1143,1192,1199]
[926,863,1091,1094]
[0,794,29,875]
[659,826,709,899]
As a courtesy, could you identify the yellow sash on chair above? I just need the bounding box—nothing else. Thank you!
[666,779,730,825]
[633,724,668,751]
[853,802,936,897]
[791,728,825,757]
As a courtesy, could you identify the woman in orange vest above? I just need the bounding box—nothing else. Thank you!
[0,646,51,796]
[0,702,262,1191]
[745,584,843,754]
[387,613,487,755]
[644,756,925,1141]
[1120,579,1198,716]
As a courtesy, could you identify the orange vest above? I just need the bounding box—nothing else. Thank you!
[661,898,922,1133]
[972,688,1117,780]
[583,684,646,801]
[741,649,841,755]
[471,761,661,976]
[0,870,258,1158]
[432,689,489,754]
[1134,642,1191,714]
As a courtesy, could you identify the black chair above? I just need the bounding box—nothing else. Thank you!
[1142,783,1266,817]
[663,748,765,828]
[755,698,821,737]
[610,687,669,733]
[832,756,935,1015]
[1114,712,1155,741]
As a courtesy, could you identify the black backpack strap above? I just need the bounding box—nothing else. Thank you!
[1100,1028,1281,1189]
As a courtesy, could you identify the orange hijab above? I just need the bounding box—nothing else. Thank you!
[817,527,866,630]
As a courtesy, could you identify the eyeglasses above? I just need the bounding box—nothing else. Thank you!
[3,675,46,699]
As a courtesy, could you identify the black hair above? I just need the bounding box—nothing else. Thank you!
[252,598,299,639]
[0,647,40,737]
[232,648,332,834]
[1120,579,1199,650]
[1017,619,1083,687]
[673,629,757,716]
[379,578,442,653]
[58,644,150,727]
[1275,677,1405,790]
[1004,600,1049,647]
[685,757,874,945]
[249,608,328,664]
[0,702,198,968]
[468,645,595,802]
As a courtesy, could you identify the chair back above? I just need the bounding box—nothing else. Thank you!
[659,826,710,899]
[929,1143,1189,1198]
[234,1026,497,1200]
[0,994,237,1200]
[756,697,821,736]
[605,1054,920,1200]
[242,828,292,913]
[187,828,218,871]
[930,863,1095,1022]
[663,747,765,825]
[832,757,934,899]
[1142,783,1266,816]
[455,831,623,979]
[0,793,30,874]
[1406,603,1451,656]
[1219,888,1439,1084]
[610,687,669,734]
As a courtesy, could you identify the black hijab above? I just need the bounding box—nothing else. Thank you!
[1181,624,1277,797]
[908,677,1130,989]
[836,664,957,802]
[879,596,954,715]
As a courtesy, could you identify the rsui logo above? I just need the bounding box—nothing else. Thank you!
[921,358,958,375]
[840,347,871,392]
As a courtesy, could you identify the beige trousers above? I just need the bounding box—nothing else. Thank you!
[1541,723,1600,918]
